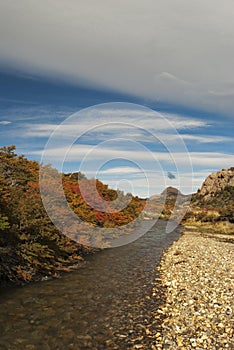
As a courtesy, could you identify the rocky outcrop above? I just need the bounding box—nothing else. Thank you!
[198,167,234,200]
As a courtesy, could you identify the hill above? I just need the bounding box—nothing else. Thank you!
[0,146,145,285]
[144,187,190,220]
[196,167,234,201]
[185,167,234,233]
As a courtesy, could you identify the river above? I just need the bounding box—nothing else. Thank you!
[0,220,180,350]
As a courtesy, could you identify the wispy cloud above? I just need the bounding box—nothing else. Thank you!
[99,166,141,175]
[208,90,234,98]
[31,143,234,169]
[0,120,11,125]
[22,115,231,146]
[158,72,192,86]
[22,110,209,140]
[179,134,233,144]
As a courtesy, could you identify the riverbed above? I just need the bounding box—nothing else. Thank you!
[0,220,180,350]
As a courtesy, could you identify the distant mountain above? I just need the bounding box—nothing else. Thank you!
[150,186,181,199]
[160,186,186,201]
[144,187,191,220]
[150,187,190,204]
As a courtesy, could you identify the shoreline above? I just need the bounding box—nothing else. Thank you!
[154,226,234,349]
[0,247,98,291]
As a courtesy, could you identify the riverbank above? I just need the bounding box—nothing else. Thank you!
[0,245,97,289]
[154,227,234,349]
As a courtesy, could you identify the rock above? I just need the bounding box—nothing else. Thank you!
[154,229,234,349]
[198,167,234,200]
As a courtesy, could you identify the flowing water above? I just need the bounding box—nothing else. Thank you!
[0,220,180,350]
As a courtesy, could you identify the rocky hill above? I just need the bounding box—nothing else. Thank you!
[185,167,234,233]
[197,167,234,201]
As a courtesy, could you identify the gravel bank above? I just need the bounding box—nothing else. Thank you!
[154,228,234,350]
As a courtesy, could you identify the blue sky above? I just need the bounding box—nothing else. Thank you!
[0,69,233,197]
[0,1,234,197]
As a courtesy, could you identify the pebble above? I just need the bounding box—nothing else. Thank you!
[154,229,234,350]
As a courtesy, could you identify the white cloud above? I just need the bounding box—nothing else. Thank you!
[99,166,141,175]
[158,72,192,86]
[33,144,168,162]
[0,120,11,125]
[23,110,208,140]
[22,111,231,146]
[1,1,234,115]
[178,134,233,144]
[188,152,234,168]
[161,113,208,129]
[31,143,234,169]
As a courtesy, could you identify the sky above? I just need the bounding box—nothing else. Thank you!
[0,0,233,197]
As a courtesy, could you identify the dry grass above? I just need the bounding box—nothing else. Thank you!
[183,220,234,235]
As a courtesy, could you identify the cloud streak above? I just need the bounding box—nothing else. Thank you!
[22,113,231,145]
[21,109,208,137]
[31,144,234,170]
[0,120,11,125]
